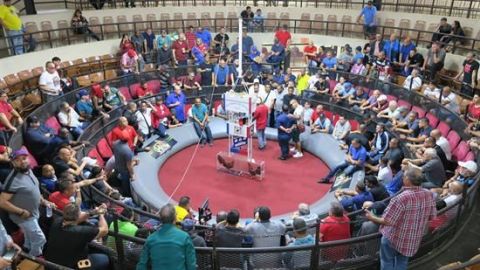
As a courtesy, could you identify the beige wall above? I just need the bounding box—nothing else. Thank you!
[0,33,466,77]
[20,6,480,34]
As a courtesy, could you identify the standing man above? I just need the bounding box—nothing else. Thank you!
[191,97,213,147]
[0,148,56,256]
[39,61,62,103]
[357,1,377,38]
[276,105,294,160]
[113,133,136,197]
[366,165,436,270]
[137,204,196,270]
[166,84,187,123]
[454,52,478,97]
[253,99,269,150]
[212,58,231,87]
[0,0,25,55]
[172,33,189,72]
[289,99,304,158]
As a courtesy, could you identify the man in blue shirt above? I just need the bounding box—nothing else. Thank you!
[335,181,374,212]
[212,58,230,87]
[242,30,254,55]
[276,105,295,160]
[319,138,367,183]
[24,115,56,164]
[166,85,187,123]
[383,33,401,62]
[321,50,337,79]
[191,97,213,146]
[357,1,377,37]
[267,38,285,71]
[399,36,416,64]
[195,27,212,48]
[76,89,94,120]
[137,204,196,270]
[142,28,156,53]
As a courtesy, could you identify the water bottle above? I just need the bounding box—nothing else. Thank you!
[46,205,52,218]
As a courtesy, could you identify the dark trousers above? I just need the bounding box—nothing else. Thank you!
[278,136,290,158]
[116,172,132,197]
[427,63,444,82]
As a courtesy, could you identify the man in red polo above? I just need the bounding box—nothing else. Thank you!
[309,104,325,125]
[320,201,351,261]
[111,116,138,150]
[49,179,79,211]
[253,99,269,150]
[179,71,202,93]
[274,24,292,48]
[135,81,154,99]
[0,90,23,139]
[172,33,189,67]
[185,25,197,50]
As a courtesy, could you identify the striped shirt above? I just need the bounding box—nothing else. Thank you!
[380,186,436,256]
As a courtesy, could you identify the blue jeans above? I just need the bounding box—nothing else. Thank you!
[17,218,46,256]
[70,122,90,139]
[193,122,213,144]
[7,30,24,55]
[153,123,167,138]
[369,151,384,165]
[308,59,317,75]
[257,129,266,148]
[325,161,363,179]
[380,236,409,270]
[88,253,110,270]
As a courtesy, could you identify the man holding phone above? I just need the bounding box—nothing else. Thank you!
[0,220,21,269]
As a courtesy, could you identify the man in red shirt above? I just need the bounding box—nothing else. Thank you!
[0,90,23,141]
[111,116,138,150]
[274,24,292,48]
[49,179,79,211]
[151,96,173,138]
[172,33,189,67]
[179,71,202,94]
[135,81,154,99]
[185,25,197,50]
[309,104,324,125]
[320,201,351,261]
[304,40,318,74]
[253,99,269,150]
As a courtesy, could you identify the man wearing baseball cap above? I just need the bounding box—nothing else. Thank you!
[0,147,56,256]
[435,160,478,197]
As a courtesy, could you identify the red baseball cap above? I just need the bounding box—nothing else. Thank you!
[127,49,137,58]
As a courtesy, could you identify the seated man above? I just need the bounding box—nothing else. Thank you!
[24,115,56,164]
[334,181,374,212]
[75,89,95,121]
[246,206,285,247]
[348,87,369,110]
[179,71,202,93]
[283,218,315,269]
[332,116,351,141]
[319,202,350,261]
[376,101,404,124]
[402,68,422,91]
[365,175,389,201]
[393,111,419,136]
[399,117,432,145]
[44,203,110,269]
[368,124,389,165]
[57,102,90,139]
[403,148,446,189]
[319,138,367,183]
[215,209,245,248]
[103,84,127,111]
[39,164,58,192]
[359,89,381,113]
[408,136,448,169]
[434,160,477,196]
[311,113,333,134]
[48,177,100,211]
[191,98,213,147]
[435,181,464,211]
[333,82,355,104]
[286,203,319,227]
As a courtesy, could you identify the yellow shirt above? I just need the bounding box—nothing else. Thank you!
[175,205,189,223]
[0,5,22,31]
[296,74,310,94]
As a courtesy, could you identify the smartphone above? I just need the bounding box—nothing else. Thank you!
[2,249,16,261]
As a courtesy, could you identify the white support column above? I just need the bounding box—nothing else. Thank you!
[238,17,243,82]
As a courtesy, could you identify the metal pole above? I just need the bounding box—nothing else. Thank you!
[238,17,243,79]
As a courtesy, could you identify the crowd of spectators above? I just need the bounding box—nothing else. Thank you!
[0,3,480,270]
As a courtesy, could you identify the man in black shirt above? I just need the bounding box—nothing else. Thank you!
[215,209,245,247]
[240,6,254,28]
[198,56,213,86]
[455,52,479,97]
[431,17,452,43]
[403,48,424,76]
[45,203,110,269]
[213,27,230,55]
[365,175,389,201]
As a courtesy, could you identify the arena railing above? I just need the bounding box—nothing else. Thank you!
[6,67,479,269]
[2,18,479,57]
[11,0,480,19]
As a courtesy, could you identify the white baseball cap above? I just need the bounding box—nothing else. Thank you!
[458,160,478,173]
[378,95,387,101]
[253,78,260,84]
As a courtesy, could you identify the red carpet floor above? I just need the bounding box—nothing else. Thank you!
[159,139,330,217]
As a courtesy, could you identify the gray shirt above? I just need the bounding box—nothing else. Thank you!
[274,90,287,112]
[422,157,446,187]
[246,220,286,247]
[113,141,134,176]
[427,48,446,66]
[2,169,41,224]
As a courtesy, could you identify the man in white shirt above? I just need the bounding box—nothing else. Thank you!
[57,102,89,139]
[332,116,351,141]
[440,86,460,114]
[423,81,441,100]
[262,84,277,127]
[289,99,304,158]
[307,72,321,91]
[402,68,422,91]
[39,61,62,103]
[248,79,266,101]
[431,129,451,160]
[137,101,154,137]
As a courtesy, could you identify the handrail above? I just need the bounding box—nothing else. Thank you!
[2,18,479,58]
[11,0,480,19]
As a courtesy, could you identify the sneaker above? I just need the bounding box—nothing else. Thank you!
[317,178,330,184]
[293,152,303,158]
[290,147,296,152]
